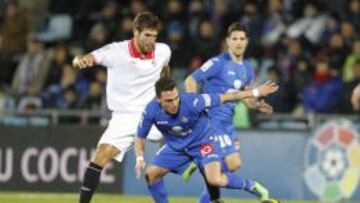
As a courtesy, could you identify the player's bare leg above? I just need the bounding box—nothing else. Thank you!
[203,161,280,202]
[91,144,121,167]
[224,152,241,172]
[145,165,170,203]
[79,144,120,203]
[184,142,242,182]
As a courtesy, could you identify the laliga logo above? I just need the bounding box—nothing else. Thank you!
[304,119,360,201]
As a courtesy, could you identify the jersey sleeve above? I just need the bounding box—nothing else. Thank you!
[91,43,116,67]
[192,93,222,113]
[136,105,154,139]
[192,57,222,82]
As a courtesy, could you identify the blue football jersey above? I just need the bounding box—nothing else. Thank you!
[192,52,255,124]
[137,93,221,150]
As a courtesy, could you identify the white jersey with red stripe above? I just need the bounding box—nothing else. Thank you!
[92,39,171,114]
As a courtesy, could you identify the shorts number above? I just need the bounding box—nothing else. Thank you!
[217,135,232,149]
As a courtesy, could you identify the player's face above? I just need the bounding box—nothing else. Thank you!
[226,31,248,57]
[134,28,158,54]
[159,87,180,115]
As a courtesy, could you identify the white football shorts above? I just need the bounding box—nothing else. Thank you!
[98,112,162,162]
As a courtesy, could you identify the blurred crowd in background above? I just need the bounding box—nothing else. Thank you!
[0,0,359,115]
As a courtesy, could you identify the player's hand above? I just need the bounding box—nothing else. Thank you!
[135,156,146,179]
[256,99,273,114]
[258,81,279,97]
[351,84,360,111]
[72,55,95,69]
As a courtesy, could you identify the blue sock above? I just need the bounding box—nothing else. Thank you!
[198,186,210,203]
[147,179,169,203]
[225,172,254,190]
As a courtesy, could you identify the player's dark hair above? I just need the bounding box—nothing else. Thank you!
[155,77,177,98]
[132,11,161,32]
[227,22,249,38]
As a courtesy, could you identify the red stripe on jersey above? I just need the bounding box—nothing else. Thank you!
[128,38,154,60]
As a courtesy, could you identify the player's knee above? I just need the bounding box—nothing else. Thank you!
[227,157,241,172]
[225,154,241,172]
[91,144,120,166]
[91,152,111,167]
[145,167,161,184]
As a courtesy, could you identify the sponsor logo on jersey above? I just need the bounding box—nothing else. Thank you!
[200,144,215,156]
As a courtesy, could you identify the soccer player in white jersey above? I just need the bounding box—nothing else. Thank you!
[72,12,171,203]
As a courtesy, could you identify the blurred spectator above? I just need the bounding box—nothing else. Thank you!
[340,21,355,50]
[165,21,191,69]
[57,86,79,109]
[187,0,206,39]
[0,0,358,116]
[319,13,340,45]
[191,20,219,69]
[277,38,303,81]
[238,1,262,57]
[90,1,119,40]
[80,81,103,109]
[303,60,343,113]
[94,68,107,87]
[261,0,286,48]
[0,0,29,87]
[286,1,327,45]
[83,22,108,53]
[342,39,360,82]
[341,59,360,113]
[264,66,297,112]
[114,15,133,41]
[129,0,147,16]
[43,64,85,108]
[320,33,348,72]
[11,35,50,97]
[163,0,186,24]
[45,43,72,87]
[210,0,232,37]
[345,0,360,31]
[293,57,313,100]
[18,0,49,32]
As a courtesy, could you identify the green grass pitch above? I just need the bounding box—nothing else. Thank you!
[0,192,360,203]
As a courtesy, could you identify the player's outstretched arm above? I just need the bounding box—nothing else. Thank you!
[184,75,199,93]
[220,81,278,103]
[134,137,147,179]
[351,84,360,111]
[72,54,96,69]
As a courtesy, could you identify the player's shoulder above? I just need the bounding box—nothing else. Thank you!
[208,53,230,65]
[109,40,128,50]
[96,40,127,53]
[181,93,201,105]
[197,54,226,73]
[145,99,160,113]
[155,42,171,54]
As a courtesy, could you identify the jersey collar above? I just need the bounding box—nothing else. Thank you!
[128,38,154,60]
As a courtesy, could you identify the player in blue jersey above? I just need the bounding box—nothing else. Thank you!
[184,22,275,202]
[134,77,279,203]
